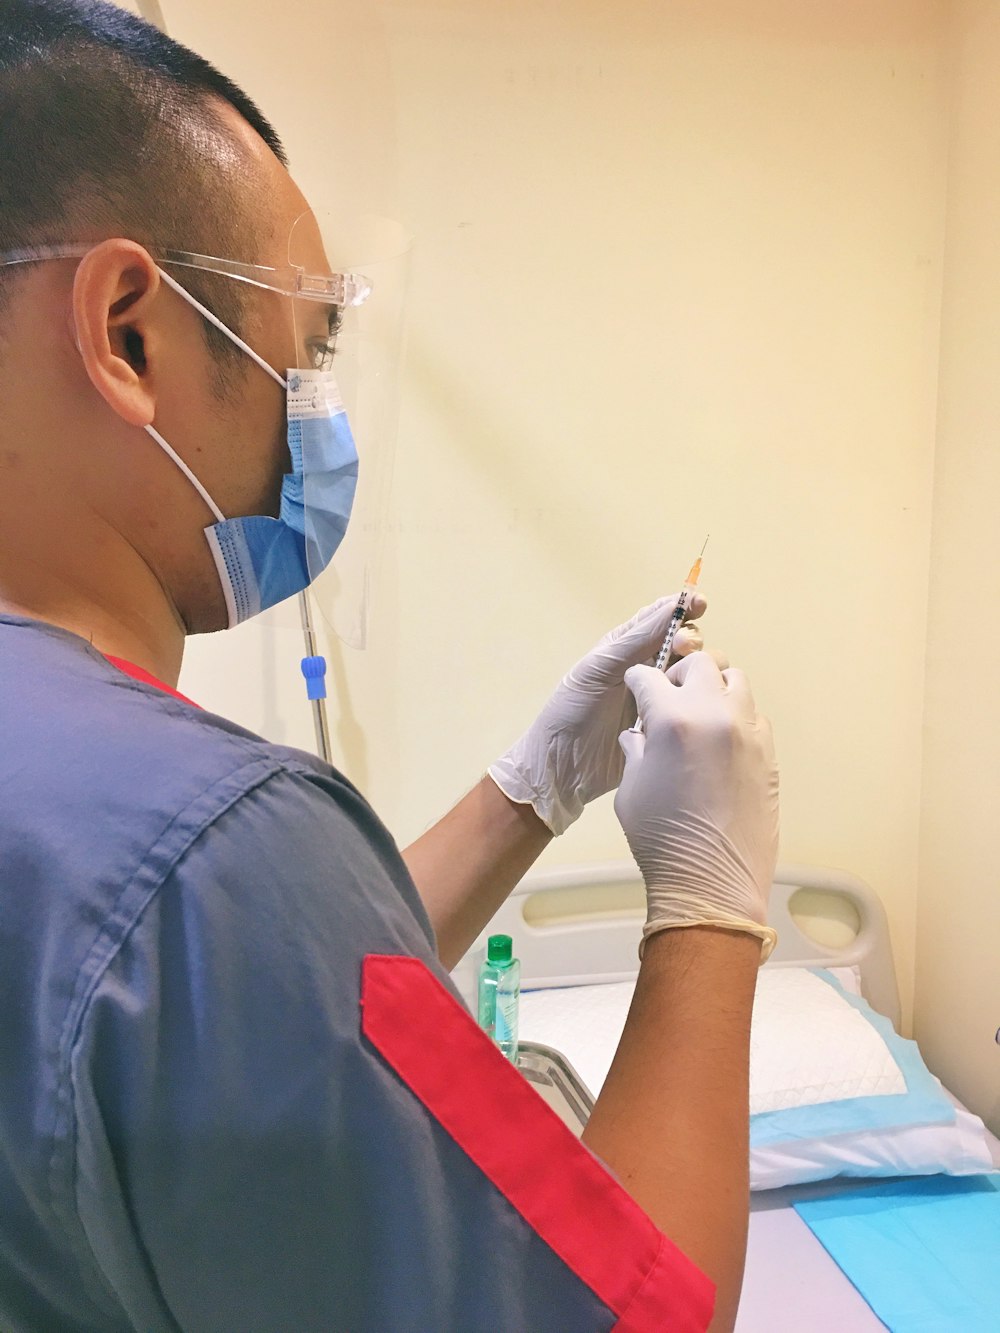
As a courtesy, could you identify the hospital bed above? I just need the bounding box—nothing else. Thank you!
[453,863,1000,1332]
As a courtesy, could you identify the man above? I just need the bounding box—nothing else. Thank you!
[0,2,779,1329]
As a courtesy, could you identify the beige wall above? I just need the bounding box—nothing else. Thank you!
[914,0,1000,1135]
[155,2,952,1034]
[119,2,965,1039]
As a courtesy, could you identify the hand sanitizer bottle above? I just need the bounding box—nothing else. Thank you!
[477,934,520,1063]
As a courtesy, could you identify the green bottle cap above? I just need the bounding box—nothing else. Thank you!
[487,934,513,964]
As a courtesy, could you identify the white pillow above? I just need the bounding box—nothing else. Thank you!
[517,968,877,1114]
[823,964,862,995]
[519,979,634,1103]
[749,968,906,1114]
[750,1080,996,1190]
[517,968,997,1190]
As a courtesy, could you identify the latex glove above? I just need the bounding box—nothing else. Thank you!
[488,594,707,835]
[615,652,779,961]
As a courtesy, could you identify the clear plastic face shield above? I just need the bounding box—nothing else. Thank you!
[286,211,410,649]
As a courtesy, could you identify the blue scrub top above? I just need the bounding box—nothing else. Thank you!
[0,615,711,1332]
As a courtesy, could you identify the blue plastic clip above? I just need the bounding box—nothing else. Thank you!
[300,654,328,702]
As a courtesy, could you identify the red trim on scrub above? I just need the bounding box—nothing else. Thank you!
[360,954,715,1332]
[104,655,201,709]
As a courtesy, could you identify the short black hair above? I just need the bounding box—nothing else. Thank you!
[0,0,288,379]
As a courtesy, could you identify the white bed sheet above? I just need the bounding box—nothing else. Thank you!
[740,1177,890,1331]
[735,1090,1000,1332]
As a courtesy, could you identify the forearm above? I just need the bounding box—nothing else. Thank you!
[401,776,553,969]
[581,926,761,1333]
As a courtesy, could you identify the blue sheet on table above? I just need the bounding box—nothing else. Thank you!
[795,1174,1000,1333]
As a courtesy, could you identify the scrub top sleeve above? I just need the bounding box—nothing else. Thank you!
[70,768,713,1333]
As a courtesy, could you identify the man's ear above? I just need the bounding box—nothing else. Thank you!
[71,239,163,429]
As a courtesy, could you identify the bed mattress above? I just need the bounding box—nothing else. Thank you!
[737,1090,1000,1332]
[740,1177,892,1331]
[515,982,1000,1329]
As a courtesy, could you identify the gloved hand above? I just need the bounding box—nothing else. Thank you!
[615,652,779,961]
[488,594,707,835]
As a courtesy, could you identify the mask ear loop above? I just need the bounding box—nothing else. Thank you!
[144,266,290,524]
[144,422,226,523]
[155,266,287,390]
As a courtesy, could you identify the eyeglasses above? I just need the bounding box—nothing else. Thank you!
[0,243,373,307]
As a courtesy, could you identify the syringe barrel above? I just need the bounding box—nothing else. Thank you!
[653,584,697,672]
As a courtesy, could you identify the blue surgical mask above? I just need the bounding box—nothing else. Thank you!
[145,269,359,627]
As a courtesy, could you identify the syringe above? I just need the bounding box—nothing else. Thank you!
[631,536,709,734]
[653,535,709,671]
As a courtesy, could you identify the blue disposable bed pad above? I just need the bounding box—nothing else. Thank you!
[794,1174,1000,1333]
[750,970,955,1147]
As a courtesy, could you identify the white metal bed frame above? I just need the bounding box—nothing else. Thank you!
[453,861,999,1333]
[453,861,902,1032]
